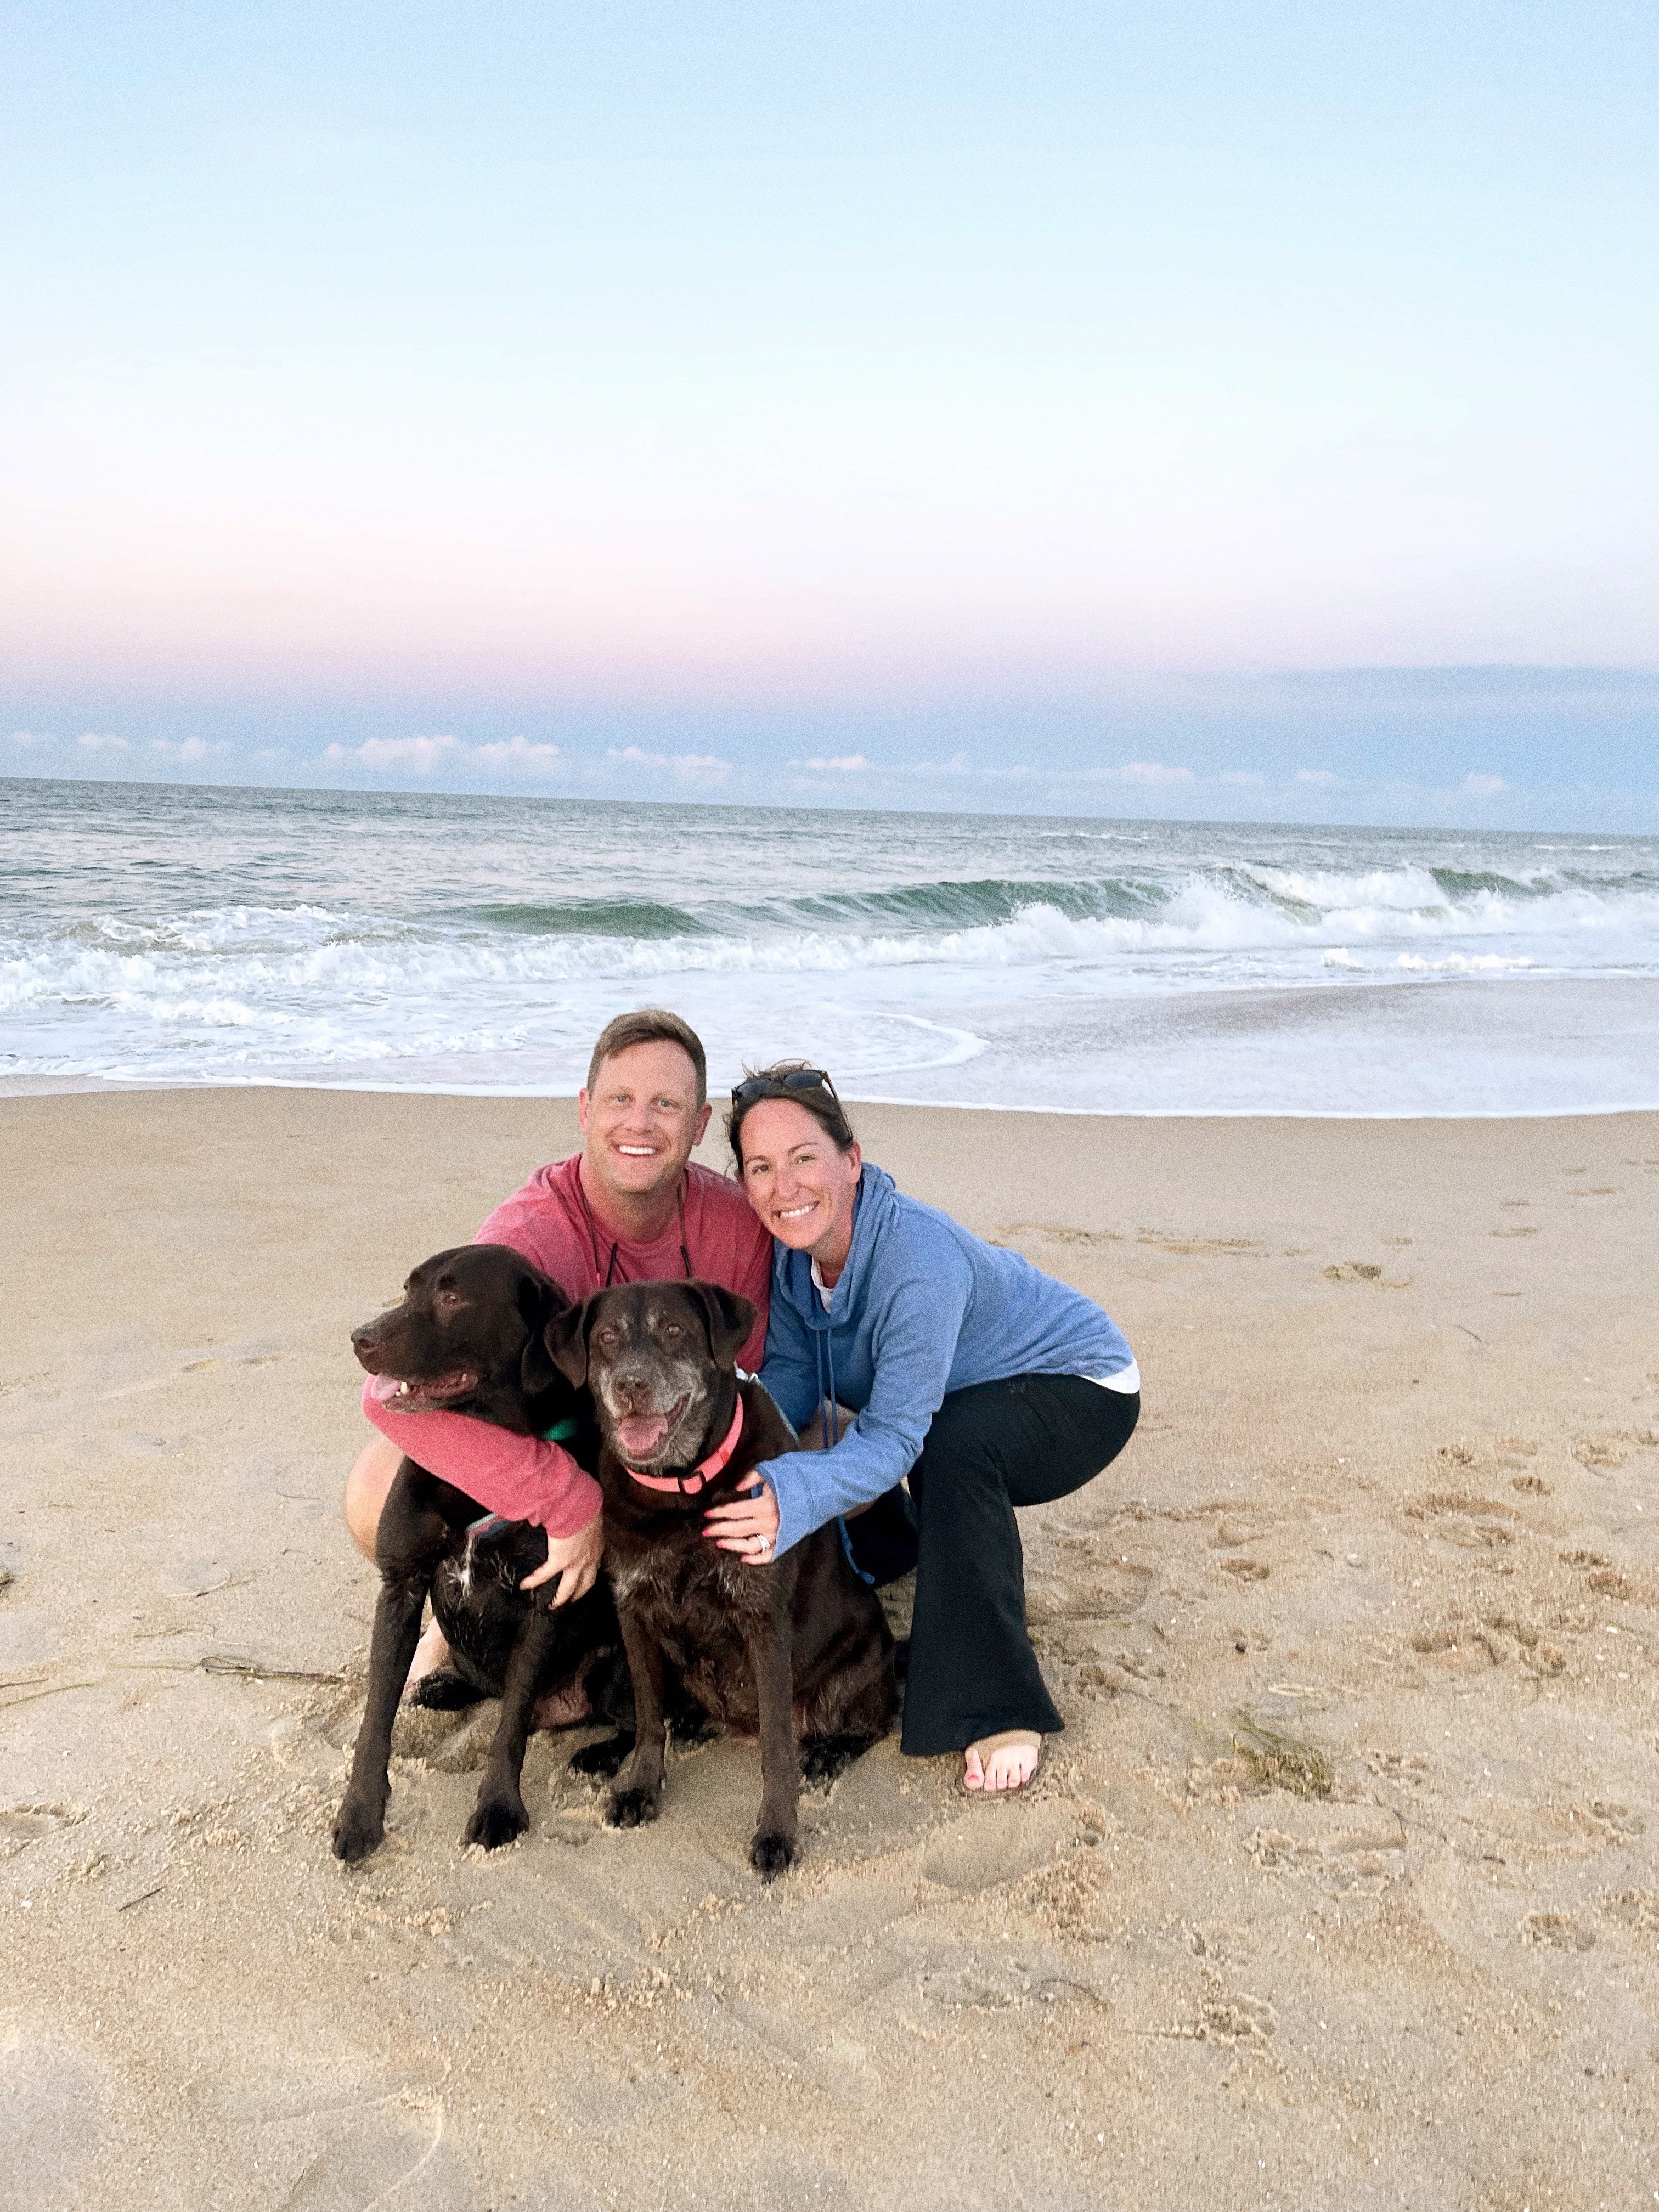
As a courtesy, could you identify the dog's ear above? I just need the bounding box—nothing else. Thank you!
[518,1275,566,1396]
[686,1282,755,1372]
[544,1296,596,1387]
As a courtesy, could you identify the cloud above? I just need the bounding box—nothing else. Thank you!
[149,737,232,763]
[320,732,566,779]
[1087,760,1194,786]
[794,753,868,772]
[77,731,131,753]
[325,733,461,772]
[8,730,57,751]
[470,735,562,774]
[606,745,732,783]
[1295,768,1341,788]
[1461,771,1511,797]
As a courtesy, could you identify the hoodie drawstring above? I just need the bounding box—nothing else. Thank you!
[812,1285,871,1583]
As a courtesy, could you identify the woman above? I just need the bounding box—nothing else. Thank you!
[704,1064,1139,1794]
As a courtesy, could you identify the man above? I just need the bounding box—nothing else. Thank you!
[343,1010,771,1673]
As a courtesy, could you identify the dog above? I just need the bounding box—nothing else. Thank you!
[546,1279,898,1879]
[332,1241,631,1862]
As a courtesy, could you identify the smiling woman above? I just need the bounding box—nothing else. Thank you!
[711,1063,1141,1795]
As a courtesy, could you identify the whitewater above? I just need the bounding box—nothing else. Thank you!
[4,777,1658,1114]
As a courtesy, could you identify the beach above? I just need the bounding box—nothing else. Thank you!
[3,1085,1656,2210]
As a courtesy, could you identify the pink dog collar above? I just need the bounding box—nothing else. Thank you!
[624,1398,745,1498]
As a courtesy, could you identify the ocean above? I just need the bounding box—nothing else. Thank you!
[4,776,1658,1115]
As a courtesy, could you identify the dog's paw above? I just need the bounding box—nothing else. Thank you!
[330,1799,386,1864]
[409,1668,487,1712]
[748,1828,797,1882]
[605,1784,662,1830]
[569,1731,634,1780]
[463,1793,528,1850]
[667,1705,717,1748]
[800,1733,874,1789]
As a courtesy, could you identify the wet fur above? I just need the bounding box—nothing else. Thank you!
[548,1280,898,1880]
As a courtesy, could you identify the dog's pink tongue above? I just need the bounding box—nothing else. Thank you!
[366,1374,405,1405]
[617,1412,669,1460]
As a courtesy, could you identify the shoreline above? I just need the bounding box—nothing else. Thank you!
[5,1070,1659,1119]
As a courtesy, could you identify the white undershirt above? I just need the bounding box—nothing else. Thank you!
[809,1260,1139,1395]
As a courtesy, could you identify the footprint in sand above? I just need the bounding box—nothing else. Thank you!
[1522,1910,1595,1951]
[0,1802,85,1857]
[158,1560,233,1598]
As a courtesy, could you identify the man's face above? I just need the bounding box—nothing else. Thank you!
[578,1039,712,1209]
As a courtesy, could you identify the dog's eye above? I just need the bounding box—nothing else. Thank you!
[661,1323,684,1340]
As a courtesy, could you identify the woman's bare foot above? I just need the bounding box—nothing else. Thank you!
[405,1617,453,1691]
[962,1730,1042,1793]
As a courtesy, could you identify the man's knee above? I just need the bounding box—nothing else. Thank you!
[344,1435,404,1564]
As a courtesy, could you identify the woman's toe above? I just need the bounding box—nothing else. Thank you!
[962,1747,986,1790]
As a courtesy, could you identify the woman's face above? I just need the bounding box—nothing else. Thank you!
[737,1098,862,1262]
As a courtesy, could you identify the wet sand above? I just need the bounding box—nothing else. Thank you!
[2,1087,1656,2211]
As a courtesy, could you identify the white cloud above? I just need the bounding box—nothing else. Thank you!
[8,730,56,751]
[149,737,232,763]
[1217,770,1266,786]
[1295,768,1340,788]
[1087,760,1194,785]
[319,732,566,779]
[606,746,731,783]
[471,735,562,774]
[325,734,460,772]
[797,753,868,773]
[1462,771,1510,797]
[77,731,131,754]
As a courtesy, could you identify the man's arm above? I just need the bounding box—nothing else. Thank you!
[360,1383,601,1538]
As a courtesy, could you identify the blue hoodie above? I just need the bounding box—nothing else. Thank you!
[758,1164,1136,1560]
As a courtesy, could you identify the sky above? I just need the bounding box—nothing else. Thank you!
[2,2,1656,828]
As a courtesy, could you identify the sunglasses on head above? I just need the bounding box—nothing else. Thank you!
[730,1067,838,1107]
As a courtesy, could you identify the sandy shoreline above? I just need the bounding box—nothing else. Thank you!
[3,1087,1657,2210]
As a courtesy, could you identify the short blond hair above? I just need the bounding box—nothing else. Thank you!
[586,1009,708,1107]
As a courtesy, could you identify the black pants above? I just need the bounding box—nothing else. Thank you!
[884,1374,1138,1757]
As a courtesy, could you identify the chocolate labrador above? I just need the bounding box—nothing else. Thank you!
[547,1280,897,1878]
[332,1242,629,1861]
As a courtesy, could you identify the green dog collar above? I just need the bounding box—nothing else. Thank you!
[539,1415,580,1443]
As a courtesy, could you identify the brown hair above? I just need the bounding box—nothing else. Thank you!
[725,1061,857,1168]
[586,1009,708,1108]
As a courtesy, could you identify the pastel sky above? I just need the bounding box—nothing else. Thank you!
[3,2,1656,827]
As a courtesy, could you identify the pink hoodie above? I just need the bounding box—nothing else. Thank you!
[360,1155,771,1536]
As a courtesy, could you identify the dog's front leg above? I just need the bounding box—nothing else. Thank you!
[748,1598,801,1881]
[605,1603,668,1830]
[465,1600,559,1849]
[332,1567,428,1862]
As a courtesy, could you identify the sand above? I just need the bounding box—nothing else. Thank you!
[2,1086,1656,2211]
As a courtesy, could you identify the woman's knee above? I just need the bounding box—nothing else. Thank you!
[343,1435,404,1564]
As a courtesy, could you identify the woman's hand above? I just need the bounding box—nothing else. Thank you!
[703,1480,780,1567]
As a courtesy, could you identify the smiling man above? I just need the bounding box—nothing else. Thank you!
[343,1011,771,1654]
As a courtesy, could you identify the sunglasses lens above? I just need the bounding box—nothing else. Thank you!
[731,1068,833,1105]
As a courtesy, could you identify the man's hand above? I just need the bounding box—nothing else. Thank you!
[521,1506,603,1607]
[702,1480,780,1567]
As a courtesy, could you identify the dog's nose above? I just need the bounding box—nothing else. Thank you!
[351,1322,382,1356]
